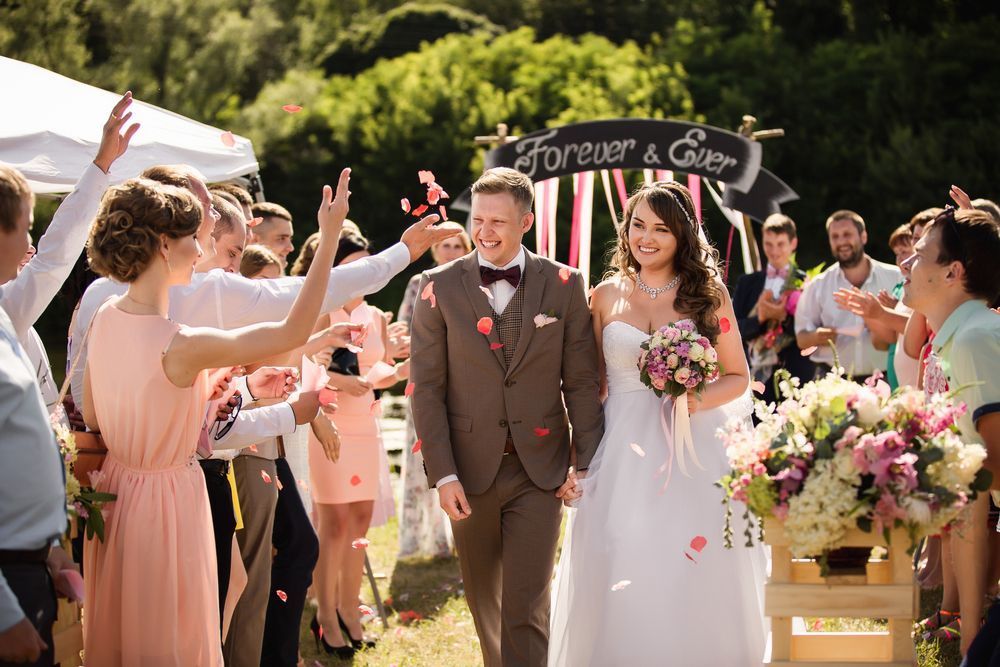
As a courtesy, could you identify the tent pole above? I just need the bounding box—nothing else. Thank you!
[247,171,266,202]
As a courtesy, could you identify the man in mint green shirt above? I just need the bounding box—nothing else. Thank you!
[901,206,1000,659]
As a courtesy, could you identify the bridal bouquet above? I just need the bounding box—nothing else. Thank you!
[717,368,991,564]
[638,319,721,398]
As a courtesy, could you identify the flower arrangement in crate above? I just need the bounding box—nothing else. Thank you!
[718,363,990,573]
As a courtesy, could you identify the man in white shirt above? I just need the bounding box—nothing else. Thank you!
[795,209,901,379]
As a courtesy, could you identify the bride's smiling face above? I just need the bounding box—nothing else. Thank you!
[627,199,677,271]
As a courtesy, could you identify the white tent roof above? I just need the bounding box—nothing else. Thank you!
[0,56,259,195]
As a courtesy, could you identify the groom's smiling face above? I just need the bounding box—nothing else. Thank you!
[470,192,534,267]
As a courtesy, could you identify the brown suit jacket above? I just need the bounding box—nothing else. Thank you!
[410,249,604,495]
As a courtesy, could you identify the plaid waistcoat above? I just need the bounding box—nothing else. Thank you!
[491,278,525,368]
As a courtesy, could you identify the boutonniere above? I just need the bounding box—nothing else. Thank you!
[534,311,559,328]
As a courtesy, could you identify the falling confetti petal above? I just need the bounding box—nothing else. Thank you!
[281,104,302,113]
[611,580,632,592]
[352,538,370,549]
[690,535,708,552]
[439,205,448,220]
[811,619,823,632]
[684,552,697,562]
[559,267,571,284]
[220,131,236,147]
[533,427,551,437]
[801,346,818,357]
[427,188,441,206]
[404,382,415,397]
[420,281,437,308]
[489,342,504,350]
[384,596,393,607]
[719,317,732,333]
[418,170,435,184]
[319,387,337,406]
[248,444,258,453]
[276,477,284,491]
[276,590,288,602]
[346,343,364,353]
[751,380,766,394]
[298,479,309,491]
[412,204,429,217]
[479,285,494,301]
[411,439,422,454]
[394,627,404,639]
[477,317,494,335]
[400,198,411,213]
[260,470,272,484]
[370,399,381,416]
[350,475,362,486]
[629,442,646,457]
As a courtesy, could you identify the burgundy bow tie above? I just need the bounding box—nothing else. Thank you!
[766,265,789,279]
[480,265,521,288]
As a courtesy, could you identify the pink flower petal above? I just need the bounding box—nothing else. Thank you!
[801,346,818,357]
[248,444,258,453]
[220,131,236,147]
[411,439,422,454]
[276,477,284,491]
[533,427,550,437]
[629,442,646,457]
[690,535,708,553]
[350,475,362,486]
[351,538,370,550]
[404,382,415,397]
[370,399,381,416]
[751,380,766,394]
[412,204,429,217]
[346,343,364,353]
[439,205,448,220]
[489,342,504,350]
[420,281,437,308]
[477,317,494,335]
[427,189,441,205]
[281,104,302,113]
[319,387,337,406]
[418,170,435,184]
[610,580,631,591]
[559,267,571,284]
[276,589,288,602]
[811,619,822,632]
[260,470,272,484]
[719,317,732,333]
[401,197,411,213]
[298,479,309,491]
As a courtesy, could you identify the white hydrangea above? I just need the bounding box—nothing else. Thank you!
[782,451,862,557]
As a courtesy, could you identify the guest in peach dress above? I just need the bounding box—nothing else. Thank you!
[308,231,409,656]
[80,171,350,666]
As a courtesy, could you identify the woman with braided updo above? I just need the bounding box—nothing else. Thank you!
[80,171,351,666]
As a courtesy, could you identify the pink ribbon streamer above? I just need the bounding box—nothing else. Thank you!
[687,174,702,223]
[654,393,704,494]
[612,169,628,209]
[569,173,584,267]
[655,169,673,182]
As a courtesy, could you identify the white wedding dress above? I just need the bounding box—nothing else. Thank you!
[549,321,768,666]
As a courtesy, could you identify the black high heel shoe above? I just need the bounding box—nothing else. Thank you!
[337,610,377,650]
[310,614,356,659]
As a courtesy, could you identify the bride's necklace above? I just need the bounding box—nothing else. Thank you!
[636,272,680,300]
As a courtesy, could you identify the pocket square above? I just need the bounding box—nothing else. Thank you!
[533,313,559,329]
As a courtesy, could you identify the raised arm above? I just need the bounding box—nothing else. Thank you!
[164,172,349,385]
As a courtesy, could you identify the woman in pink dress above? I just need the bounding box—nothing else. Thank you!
[80,172,350,666]
[309,231,409,655]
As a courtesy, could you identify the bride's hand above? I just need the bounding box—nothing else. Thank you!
[687,390,701,415]
[556,467,585,506]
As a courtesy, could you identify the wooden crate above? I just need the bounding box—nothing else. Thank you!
[53,598,83,667]
[764,519,918,667]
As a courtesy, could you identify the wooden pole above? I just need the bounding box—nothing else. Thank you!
[737,114,786,273]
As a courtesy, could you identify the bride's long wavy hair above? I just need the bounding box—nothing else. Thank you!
[605,181,724,343]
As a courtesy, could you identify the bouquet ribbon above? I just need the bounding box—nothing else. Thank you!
[656,393,704,493]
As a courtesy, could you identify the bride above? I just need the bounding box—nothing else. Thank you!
[549,181,767,666]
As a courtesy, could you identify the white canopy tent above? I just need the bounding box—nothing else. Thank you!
[0,56,260,195]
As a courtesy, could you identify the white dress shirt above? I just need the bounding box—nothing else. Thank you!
[70,242,411,405]
[436,247,527,489]
[763,263,787,299]
[0,163,109,342]
[0,301,67,632]
[204,376,297,458]
[794,257,902,375]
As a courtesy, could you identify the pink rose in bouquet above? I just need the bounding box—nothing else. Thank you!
[638,319,721,399]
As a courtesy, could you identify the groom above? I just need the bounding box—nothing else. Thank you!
[410,167,604,666]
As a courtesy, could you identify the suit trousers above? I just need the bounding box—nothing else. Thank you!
[451,453,562,667]
[260,458,319,667]
[201,460,237,634]
[0,563,55,667]
[224,456,278,667]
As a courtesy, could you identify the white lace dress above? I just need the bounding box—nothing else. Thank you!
[549,321,768,666]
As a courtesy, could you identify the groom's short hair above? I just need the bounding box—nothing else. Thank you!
[471,168,534,213]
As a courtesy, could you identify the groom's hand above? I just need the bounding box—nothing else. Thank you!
[439,480,472,521]
[556,468,585,506]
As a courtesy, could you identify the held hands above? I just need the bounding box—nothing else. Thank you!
[317,168,352,239]
[248,366,298,400]
[311,413,341,462]
[555,467,586,507]
[401,214,460,262]
[438,480,472,520]
[93,91,140,174]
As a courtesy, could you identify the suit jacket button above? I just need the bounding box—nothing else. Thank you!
[504,379,515,387]
[499,419,508,428]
